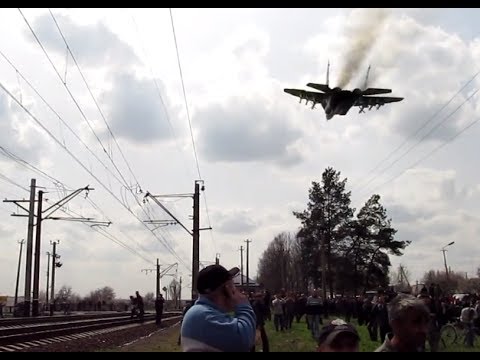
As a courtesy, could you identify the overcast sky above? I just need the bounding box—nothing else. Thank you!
[1,8,479,299]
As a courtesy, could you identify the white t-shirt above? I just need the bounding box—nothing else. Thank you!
[460,307,476,323]
[272,298,284,315]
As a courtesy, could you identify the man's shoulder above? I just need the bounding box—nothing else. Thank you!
[184,301,227,320]
[375,334,397,352]
[184,302,211,316]
[374,342,391,352]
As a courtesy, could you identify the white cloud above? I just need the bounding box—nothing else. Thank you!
[99,71,182,145]
[28,12,138,69]
[195,97,304,166]
[216,209,259,235]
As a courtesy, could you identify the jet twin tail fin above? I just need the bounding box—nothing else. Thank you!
[306,83,331,93]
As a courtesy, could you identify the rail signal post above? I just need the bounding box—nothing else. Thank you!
[50,240,60,316]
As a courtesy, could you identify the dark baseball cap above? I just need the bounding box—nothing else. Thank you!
[197,265,240,294]
[317,319,360,347]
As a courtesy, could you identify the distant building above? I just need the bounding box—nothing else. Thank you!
[232,273,262,292]
[0,296,24,315]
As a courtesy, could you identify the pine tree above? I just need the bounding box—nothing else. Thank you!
[294,167,354,297]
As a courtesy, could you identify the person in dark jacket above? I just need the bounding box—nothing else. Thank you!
[252,292,269,352]
[295,293,307,323]
[264,290,272,321]
[428,283,436,299]
[371,295,390,342]
[135,291,144,322]
[155,294,165,326]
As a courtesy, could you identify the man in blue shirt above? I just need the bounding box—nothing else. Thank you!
[180,265,256,352]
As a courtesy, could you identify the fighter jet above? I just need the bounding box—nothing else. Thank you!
[284,62,403,120]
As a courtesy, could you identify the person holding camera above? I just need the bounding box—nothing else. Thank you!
[180,265,256,352]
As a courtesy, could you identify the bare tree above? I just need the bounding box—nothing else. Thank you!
[83,286,116,310]
[143,292,155,310]
[422,270,473,293]
[56,285,73,302]
[257,232,304,293]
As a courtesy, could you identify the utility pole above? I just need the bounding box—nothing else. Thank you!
[26,178,36,316]
[239,246,244,286]
[32,190,44,317]
[179,276,182,303]
[156,259,161,325]
[156,259,160,299]
[441,249,449,280]
[441,241,455,283]
[142,262,177,296]
[50,240,60,315]
[46,252,51,310]
[144,180,210,301]
[4,182,97,317]
[245,239,251,292]
[192,181,200,299]
[14,239,25,307]
[215,253,220,265]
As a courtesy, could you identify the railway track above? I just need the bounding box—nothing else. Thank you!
[0,312,181,352]
[0,311,130,327]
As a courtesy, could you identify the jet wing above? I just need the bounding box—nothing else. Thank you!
[362,88,392,96]
[284,88,326,102]
[354,95,403,107]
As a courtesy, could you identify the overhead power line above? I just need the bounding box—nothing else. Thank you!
[0,171,29,192]
[363,114,480,198]
[169,8,216,257]
[1,149,154,264]
[18,8,131,192]
[356,88,479,197]
[0,48,125,191]
[352,70,480,192]
[0,80,189,270]
[169,8,202,180]
[128,11,192,184]
[48,8,142,190]
[15,10,190,270]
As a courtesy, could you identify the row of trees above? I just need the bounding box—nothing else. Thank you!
[258,167,410,296]
[37,277,183,311]
[36,285,117,311]
[422,269,480,294]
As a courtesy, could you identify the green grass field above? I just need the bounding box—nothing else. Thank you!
[263,317,379,352]
[105,316,480,352]
[263,317,480,352]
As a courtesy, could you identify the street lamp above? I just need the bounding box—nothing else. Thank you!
[441,242,455,281]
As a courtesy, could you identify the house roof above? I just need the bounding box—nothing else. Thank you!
[232,273,259,287]
[0,296,24,307]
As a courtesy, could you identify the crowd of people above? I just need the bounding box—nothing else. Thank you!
[178,264,479,352]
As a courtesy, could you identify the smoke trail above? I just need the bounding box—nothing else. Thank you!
[337,9,389,88]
